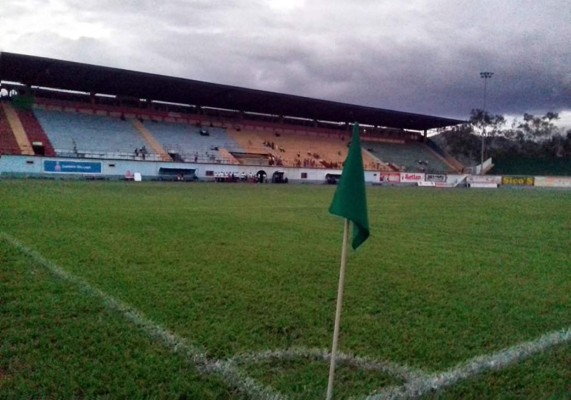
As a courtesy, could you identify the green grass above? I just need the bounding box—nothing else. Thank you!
[0,180,569,399]
[0,238,239,399]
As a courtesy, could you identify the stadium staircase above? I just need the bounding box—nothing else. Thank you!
[16,109,57,156]
[425,138,464,172]
[0,105,22,155]
[217,147,240,165]
[361,148,395,171]
[226,127,279,165]
[1,103,34,155]
[130,119,172,162]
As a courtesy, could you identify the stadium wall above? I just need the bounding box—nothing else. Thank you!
[0,155,350,183]
[1,155,570,188]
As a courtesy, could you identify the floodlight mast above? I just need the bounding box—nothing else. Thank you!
[480,72,493,174]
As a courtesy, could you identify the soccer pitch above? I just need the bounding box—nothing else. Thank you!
[1,180,569,399]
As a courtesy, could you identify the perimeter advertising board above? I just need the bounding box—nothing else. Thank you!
[534,176,571,188]
[44,160,102,174]
[468,175,502,184]
[380,172,401,183]
[502,176,534,186]
[426,173,447,183]
[400,172,425,183]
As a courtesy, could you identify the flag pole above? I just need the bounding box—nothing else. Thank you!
[326,218,350,400]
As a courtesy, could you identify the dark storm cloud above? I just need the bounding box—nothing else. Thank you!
[1,0,570,121]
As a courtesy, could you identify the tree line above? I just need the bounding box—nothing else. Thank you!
[434,110,571,165]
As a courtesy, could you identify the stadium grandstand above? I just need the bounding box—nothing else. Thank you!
[0,52,466,183]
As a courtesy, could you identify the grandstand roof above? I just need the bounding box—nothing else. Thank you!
[0,52,464,131]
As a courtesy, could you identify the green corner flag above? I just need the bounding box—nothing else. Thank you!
[329,122,370,249]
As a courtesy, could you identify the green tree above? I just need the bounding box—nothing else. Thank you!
[469,108,506,137]
[517,112,560,140]
[433,110,567,166]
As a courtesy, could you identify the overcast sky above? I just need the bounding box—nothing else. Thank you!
[1,0,570,127]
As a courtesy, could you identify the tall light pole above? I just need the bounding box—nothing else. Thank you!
[480,72,493,174]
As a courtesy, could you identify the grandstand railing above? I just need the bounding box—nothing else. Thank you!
[54,149,240,164]
[54,149,163,162]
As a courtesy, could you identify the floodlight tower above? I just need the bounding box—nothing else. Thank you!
[480,72,493,174]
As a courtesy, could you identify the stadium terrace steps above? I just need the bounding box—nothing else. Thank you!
[258,129,346,168]
[361,148,394,172]
[229,127,389,170]
[15,109,57,157]
[142,121,242,164]
[130,119,172,162]
[425,144,463,173]
[425,139,464,172]
[226,128,270,155]
[33,108,157,160]
[217,147,240,165]
[362,139,453,173]
[10,99,461,173]
[226,128,279,165]
[1,103,34,155]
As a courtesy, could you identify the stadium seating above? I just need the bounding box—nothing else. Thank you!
[362,140,453,172]
[144,121,242,164]
[227,126,389,170]
[1,95,462,174]
[226,128,267,154]
[33,108,160,160]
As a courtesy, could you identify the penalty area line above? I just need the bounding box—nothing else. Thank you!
[0,232,286,400]
[367,325,571,400]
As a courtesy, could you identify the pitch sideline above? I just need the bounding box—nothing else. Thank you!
[0,232,285,400]
[367,325,571,399]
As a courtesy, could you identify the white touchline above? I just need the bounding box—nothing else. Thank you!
[367,326,571,400]
[0,232,286,400]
